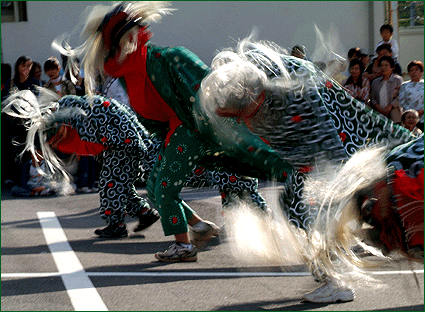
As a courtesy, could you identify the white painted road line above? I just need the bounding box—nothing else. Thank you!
[2,269,423,279]
[37,211,108,311]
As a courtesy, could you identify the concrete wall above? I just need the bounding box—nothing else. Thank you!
[399,27,425,74]
[6,1,421,81]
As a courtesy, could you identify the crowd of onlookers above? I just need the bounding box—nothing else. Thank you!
[1,55,100,196]
[291,24,424,134]
[1,23,423,197]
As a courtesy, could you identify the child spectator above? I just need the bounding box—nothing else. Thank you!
[401,109,422,136]
[11,149,53,197]
[43,56,76,97]
[399,60,424,131]
[375,24,399,60]
[29,61,46,85]
[364,44,402,82]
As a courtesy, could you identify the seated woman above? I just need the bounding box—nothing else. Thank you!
[401,109,423,136]
[399,60,424,131]
[342,58,370,105]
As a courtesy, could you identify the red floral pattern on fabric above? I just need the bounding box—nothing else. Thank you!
[195,167,205,175]
[291,115,303,123]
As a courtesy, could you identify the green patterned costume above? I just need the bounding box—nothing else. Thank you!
[195,46,416,230]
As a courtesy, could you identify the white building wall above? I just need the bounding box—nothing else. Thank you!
[1,1,400,81]
[399,27,425,74]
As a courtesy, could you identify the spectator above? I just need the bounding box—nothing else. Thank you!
[342,58,370,104]
[370,55,404,123]
[2,55,42,100]
[291,45,307,60]
[375,24,399,60]
[65,58,86,96]
[399,60,424,131]
[364,44,402,82]
[29,61,46,85]
[1,56,41,186]
[360,52,372,69]
[401,109,422,136]
[341,47,362,78]
[43,56,76,97]
[11,149,53,197]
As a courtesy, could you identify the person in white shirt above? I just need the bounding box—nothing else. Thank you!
[399,60,424,130]
[375,24,399,60]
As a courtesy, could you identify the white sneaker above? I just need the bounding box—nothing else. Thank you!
[190,220,220,249]
[303,280,355,303]
[155,242,198,262]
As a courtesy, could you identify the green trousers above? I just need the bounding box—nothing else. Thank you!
[147,125,206,236]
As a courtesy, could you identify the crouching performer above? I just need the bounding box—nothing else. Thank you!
[195,34,415,302]
[2,90,162,238]
[54,1,281,262]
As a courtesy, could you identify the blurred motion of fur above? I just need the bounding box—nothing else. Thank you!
[224,144,423,287]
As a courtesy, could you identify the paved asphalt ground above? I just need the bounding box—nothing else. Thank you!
[1,183,424,311]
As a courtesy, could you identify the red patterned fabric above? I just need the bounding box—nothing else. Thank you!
[55,127,106,156]
[104,28,182,146]
[392,168,424,250]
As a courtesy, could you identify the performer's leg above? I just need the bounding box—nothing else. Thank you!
[212,172,268,211]
[279,171,355,303]
[95,149,159,238]
[279,171,317,230]
[147,125,219,262]
[147,126,204,236]
[127,186,160,233]
[96,149,128,237]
